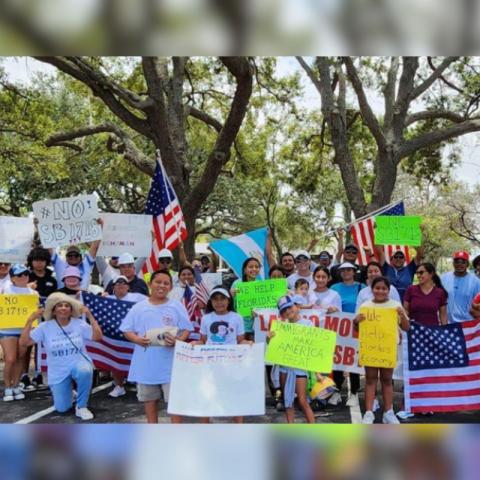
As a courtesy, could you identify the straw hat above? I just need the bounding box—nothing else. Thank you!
[44,292,83,320]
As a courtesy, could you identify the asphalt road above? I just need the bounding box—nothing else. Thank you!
[1,372,479,424]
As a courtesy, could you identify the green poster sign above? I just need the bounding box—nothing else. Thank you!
[374,215,422,246]
[265,321,336,373]
[235,278,288,317]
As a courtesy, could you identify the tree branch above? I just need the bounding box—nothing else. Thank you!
[399,118,480,159]
[411,56,459,100]
[405,110,467,126]
[296,56,322,94]
[343,57,386,151]
[383,57,399,132]
[187,106,223,132]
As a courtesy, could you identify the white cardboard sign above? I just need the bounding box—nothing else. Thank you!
[0,216,34,263]
[97,213,152,257]
[33,194,102,248]
[168,341,266,417]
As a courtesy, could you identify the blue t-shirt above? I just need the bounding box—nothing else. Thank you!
[330,282,366,313]
[120,299,192,384]
[383,260,417,301]
[30,318,92,385]
[440,272,480,323]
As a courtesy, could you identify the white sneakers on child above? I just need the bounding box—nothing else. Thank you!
[328,392,342,405]
[362,410,375,424]
[4,387,26,402]
[109,385,126,398]
[382,409,400,424]
[75,407,94,421]
[346,393,359,407]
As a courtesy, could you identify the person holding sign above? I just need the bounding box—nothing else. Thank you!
[19,292,102,420]
[193,286,252,423]
[1,264,39,402]
[231,257,262,340]
[353,276,410,424]
[119,270,192,424]
[267,296,316,424]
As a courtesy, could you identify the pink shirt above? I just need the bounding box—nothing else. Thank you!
[404,285,447,327]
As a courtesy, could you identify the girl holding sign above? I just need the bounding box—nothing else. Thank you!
[353,276,410,424]
[268,295,316,424]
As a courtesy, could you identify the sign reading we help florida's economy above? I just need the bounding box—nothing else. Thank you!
[33,194,102,248]
[0,216,34,263]
[168,341,265,417]
[235,278,287,317]
[374,215,422,246]
[265,320,336,373]
[359,307,398,368]
[97,213,152,257]
[0,295,39,329]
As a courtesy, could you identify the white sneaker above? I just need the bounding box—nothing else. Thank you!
[13,387,25,400]
[372,398,380,412]
[75,407,94,421]
[346,393,359,407]
[3,388,14,402]
[362,410,375,424]
[382,409,400,424]
[108,385,126,398]
[397,410,414,420]
[328,392,342,406]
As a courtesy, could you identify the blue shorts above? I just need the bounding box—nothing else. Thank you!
[0,333,20,340]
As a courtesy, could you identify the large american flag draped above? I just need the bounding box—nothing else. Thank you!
[182,269,210,340]
[142,154,187,273]
[403,320,480,413]
[38,294,136,374]
[350,201,411,265]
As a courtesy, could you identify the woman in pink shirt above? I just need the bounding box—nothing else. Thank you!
[403,262,448,326]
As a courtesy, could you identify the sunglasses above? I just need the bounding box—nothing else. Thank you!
[295,258,308,263]
[454,259,467,264]
[13,272,29,277]
[158,258,172,263]
[344,249,357,254]
[393,255,405,259]
[66,253,81,258]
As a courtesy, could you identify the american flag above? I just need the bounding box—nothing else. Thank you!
[403,320,480,413]
[182,269,210,340]
[142,154,187,273]
[38,294,136,374]
[350,201,411,265]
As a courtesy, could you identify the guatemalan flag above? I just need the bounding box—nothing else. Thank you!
[209,227,269,279]
[403,320,480,413]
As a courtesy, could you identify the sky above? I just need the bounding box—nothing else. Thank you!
[3,56,480,186]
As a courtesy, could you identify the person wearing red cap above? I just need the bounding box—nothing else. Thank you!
[440,251,480,323]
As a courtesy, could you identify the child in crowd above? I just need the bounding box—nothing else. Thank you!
[268,295,315,424]
[195,286,252,423]
[310,266,342,313]
[353,276,410,425]
[120,270,192,424]
[291,278,314,309]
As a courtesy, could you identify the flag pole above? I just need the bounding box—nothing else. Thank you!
[318,199,406,241]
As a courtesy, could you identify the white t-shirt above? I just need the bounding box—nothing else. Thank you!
[0,275,11,293]
[310,289,342,312]
[120,299,192,385]
[30,318,93,385]
[287,272,315,291]
[355,285,401,312]
[200,311,245,345]
[0,285,39,335]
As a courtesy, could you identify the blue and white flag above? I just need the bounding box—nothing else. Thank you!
[209,227,268,279]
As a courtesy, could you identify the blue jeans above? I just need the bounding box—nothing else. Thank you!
[49,360,93,412]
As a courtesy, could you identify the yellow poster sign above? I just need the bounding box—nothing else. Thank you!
[358,307,398,368]
[0,295,39,329]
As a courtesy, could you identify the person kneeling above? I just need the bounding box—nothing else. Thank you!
[19,293,102,421]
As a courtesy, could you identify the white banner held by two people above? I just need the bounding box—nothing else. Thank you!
[33,194,102,248]
[97,213,153,257]
[168,341,266,417]
[0,216,34,263]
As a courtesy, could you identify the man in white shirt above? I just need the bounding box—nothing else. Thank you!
[287,251,315,291]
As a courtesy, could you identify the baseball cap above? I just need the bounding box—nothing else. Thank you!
[66,245,81,255]
[111,256,119,260]
[453,251,469,261]
[209,287,230,299]
[338,262,357,270]
[344,243,358,252]
[295,250,311,260]
[319,250,331,260]
[62,266,81,280]
[9,264,29,276]
[118,252,135,265]
[391,250,405,258]
[113,275,129,285]
[158,248,173,259]
[277,295,295,313]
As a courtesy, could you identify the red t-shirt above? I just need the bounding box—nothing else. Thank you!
[404,285,448,327]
